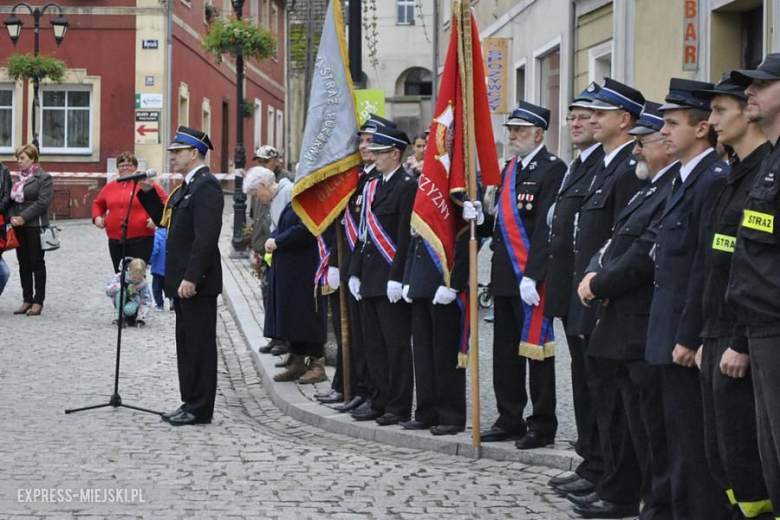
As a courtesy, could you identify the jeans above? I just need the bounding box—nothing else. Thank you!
[152,274,166,308]
[0,255,10,296]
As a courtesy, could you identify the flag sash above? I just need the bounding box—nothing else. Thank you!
[344,210,358,251]
[365,179,397,264]
[314,235,331,289]
[496,157,555,359]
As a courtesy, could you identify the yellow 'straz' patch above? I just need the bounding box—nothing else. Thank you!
[743,210,774,234]
[712,233,735,253]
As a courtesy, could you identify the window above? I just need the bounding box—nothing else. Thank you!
[588,41,612,84]
[397,0,415,25]
[271,4,278,33]
[403,67,432,96]
[0,86,14,153]
[515,66,526,104]
[179,83,190,127]
[275,109,284,151]
[262,0,269,29]
[538,49,560,155]
[39,86,92,154]
[254,99,262,149]
[266,105,274,147]
[250,0,259,20]
[202,98,211,140]
[742,6,763,69]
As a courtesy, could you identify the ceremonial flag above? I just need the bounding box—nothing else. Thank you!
[410,7,501,288]
[292,0,362,235]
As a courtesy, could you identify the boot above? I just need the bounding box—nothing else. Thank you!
[298,357,327,385]
[273,355,307,382]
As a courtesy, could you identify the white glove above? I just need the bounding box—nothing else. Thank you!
[462,200,485,225]
[348,276,362,301]
[520,277,540,306]
[432,286,458,305]
[402,284,412,303]
[326,267,340,290]
[387,280,403,303]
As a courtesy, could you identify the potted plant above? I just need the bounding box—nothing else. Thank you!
[205,3,219,24]
[5,53,67,84]
[241,99,254,118]
[201,16,277,64]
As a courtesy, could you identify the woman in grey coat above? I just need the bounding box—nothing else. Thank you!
[8,144,53,316]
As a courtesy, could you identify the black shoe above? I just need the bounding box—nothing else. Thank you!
[554,477,595,496]
[431,425,464,436]
[259,344,275,354]
[514,431,554,450]
[480,425,524,442]
[161,406,184,420]
[566,491,599,507]
[548,472,580,488]
[573,499,639,519]
[375,413,409,426]
[162,410,211,426]
[334,396,366,413]
[399,419,434,430]
[270,343,289,356]
[316,391,344,404]
[352,410,382,422]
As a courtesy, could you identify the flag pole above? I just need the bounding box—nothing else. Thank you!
[336,225,352,402]
[460,0,481,453]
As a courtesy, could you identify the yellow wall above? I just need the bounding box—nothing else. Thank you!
[574,4,612,93]
[135,0,167,170]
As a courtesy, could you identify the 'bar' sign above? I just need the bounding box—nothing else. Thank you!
[683,0,699,71]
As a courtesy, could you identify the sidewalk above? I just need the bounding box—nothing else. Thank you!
[218,209,582,471]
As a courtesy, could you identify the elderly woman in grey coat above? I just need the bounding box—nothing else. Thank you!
[9,143,53,316]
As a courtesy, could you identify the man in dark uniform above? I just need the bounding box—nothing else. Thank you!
[556,78,646,500]
[573,102,678,519]
[545,82,606,492]
[728,55,780,513]
[138,126,223,426]
[646,78,730,519]
[692,74,773,519]
[316,115,389,413]
[348,126,417,425]
[478,101,567,449]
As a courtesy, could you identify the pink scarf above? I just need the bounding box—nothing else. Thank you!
[10,164,40,203]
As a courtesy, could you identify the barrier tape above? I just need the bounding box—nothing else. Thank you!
[8,171,238,180]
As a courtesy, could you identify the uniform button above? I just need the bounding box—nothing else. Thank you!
[676,221,682,226]
[659,224,664,229]
[553,215,557,220]
[549,254,554,259]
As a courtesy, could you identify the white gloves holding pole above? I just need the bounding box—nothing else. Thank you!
[462,200,485,225]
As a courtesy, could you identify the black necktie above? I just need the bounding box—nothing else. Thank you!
[671,170,683,193]
[558,157,582,194]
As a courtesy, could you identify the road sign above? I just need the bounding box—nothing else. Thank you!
[142,40,159,50]
[135,111,160,145]
[135,93,163,109]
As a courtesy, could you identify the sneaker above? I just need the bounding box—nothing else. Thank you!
[155,305,164,312]
[136,320,146,329]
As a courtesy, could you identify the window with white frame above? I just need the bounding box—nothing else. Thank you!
[39,86,92,154]
[202,98,211,140]
[275,109,284,151]
[515,66,526,104]
[250,0,259,20]
[588,41,612,84]
[397,0,415,25]
[179,83,190,127]
[0,86,14,153]
[266,105,274,147]
[538,48,561,155]
[271,4,278,33]
[254,99,262,149]
[262,0,269,29]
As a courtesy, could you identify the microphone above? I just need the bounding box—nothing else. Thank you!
[116,169,158,183]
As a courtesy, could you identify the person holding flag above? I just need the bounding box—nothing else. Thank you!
[476,102,567,449]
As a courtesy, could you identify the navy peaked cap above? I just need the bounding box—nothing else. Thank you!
[659,78,714,111]
[504,101,550,130]
[590,78,645,117]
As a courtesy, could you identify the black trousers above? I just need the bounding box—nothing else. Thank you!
[15,226,46,304]
[108,236,155,273]
[173,296,218,420]
[411,299,466,427]
[747,336,780,511]
[360,296,413,417]
[701,337,771,517]
[561,319,603,484]
[331,291,371,398]
[659,364,732,519]
[492,296,556,436]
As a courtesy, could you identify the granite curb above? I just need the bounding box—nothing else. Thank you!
[221,257,582,471]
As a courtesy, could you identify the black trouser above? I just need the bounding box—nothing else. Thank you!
[561,319,603,484]
[108,236,154,273]
[659,363,732,519]
[492,296,556,437]
[360,296,413,417]
[173,296,218,420]
[747,336,780,512]
[701,337,771,518]
[410,299,466,427]
[15,226,46,304]
[331,291,371,399]
[289,341,324,357]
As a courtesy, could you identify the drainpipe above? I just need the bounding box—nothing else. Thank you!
[164,0,173,172]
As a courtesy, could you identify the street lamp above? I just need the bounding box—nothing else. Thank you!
[4,2,69,149]
[230,0,249,257]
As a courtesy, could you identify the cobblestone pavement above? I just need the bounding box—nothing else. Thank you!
[0,210,584,518]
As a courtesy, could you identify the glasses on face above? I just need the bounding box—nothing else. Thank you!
[566,114,592,124]
[118,163,135,170]
[635,137,665,150]
[372,149,394,156]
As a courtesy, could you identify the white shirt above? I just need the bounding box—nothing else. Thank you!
[679,148,714,183]
[521,143,545,169]
[651,160,680,184]
[603,139,634,168]
[578,142,601,163]
[184,164,205,184]
[381,164,402,183]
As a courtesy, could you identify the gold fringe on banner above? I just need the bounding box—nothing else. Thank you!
[519,341,556,361]
[457,352,469,369]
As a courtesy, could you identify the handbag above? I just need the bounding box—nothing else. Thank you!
[2,225,19,250]
[40,225,61,251]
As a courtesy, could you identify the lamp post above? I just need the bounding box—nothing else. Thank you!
[4,2,69,149]
[230,0,249,258]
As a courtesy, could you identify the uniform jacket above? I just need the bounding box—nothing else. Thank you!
[264,202,327,343]
[91,180,167,241]
[8,168,53,228]
[349,165,417,298]
[646,150,727,364]
[567,142,644,335]
[482,146,567,297]
[544,145,605,317]
[403,231,469,299]
[587,164,676,359]
[701,143,769,353]
[138,165,224,298]
[727,140,780,338]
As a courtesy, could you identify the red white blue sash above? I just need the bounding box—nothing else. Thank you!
[314,235,331,289]
[365,178,397,264]
[496,157,555,360]
[344,210,358,251]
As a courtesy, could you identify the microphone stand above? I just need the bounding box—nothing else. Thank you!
[66,179,162,416]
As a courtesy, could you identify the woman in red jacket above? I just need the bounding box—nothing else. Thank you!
[92,152,168,272]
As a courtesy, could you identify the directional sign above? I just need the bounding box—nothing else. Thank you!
[135,111,160,145]
[135,93,163,109]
